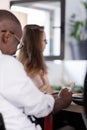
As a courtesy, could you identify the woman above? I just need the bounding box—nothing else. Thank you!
[17,24,54,94]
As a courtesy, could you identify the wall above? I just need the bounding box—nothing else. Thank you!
[46,60,87,87]
[65,0,86,59]
[0,0,11,10]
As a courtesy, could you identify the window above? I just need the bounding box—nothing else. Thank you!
[10,0,65,60]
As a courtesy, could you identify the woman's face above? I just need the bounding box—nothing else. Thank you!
[42,32,47,52]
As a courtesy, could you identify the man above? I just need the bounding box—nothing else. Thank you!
[0,10,72,130]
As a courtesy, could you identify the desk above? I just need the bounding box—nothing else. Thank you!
[64,102,83,113]
[38,102,87,130]
[64,102,87,128]
[53,102,87,130]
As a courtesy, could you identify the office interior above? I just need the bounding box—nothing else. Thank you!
[0,0,87,130]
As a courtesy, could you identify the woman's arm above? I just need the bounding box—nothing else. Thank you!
[39,72,55,94]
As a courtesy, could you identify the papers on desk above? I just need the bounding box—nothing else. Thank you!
[72,93,83,97]
[72,93,84,106]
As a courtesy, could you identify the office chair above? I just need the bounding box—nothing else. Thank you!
[44,114,53,130]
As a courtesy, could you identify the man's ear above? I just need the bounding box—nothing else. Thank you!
[1,32,10,43]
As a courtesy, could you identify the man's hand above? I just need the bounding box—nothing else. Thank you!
[52,88,72,113]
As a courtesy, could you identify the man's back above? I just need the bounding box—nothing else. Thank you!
[0,51,54,130]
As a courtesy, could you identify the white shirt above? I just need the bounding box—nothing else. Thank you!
[0,51,55,130]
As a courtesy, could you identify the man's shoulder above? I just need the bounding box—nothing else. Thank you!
[1,54,23,68]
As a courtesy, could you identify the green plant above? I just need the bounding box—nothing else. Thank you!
[51,85,62,91]
[69,2,87,42]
